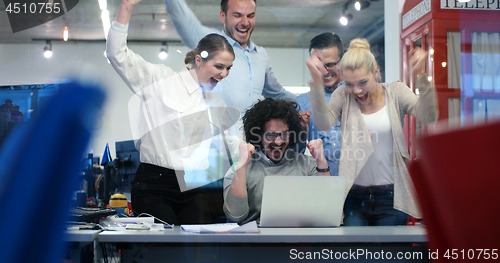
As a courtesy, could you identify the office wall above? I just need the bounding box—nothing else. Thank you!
[267,47,311,87]
[384,0,404,82]
[0,42,310,158]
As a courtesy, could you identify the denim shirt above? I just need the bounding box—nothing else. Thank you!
[295,87,341,176]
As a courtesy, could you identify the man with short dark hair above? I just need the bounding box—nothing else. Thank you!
[223,98,329,224]
[164,0,296,115]
[295,32,344,176]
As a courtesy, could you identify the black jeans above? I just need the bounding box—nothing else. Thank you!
[131,163,220,225]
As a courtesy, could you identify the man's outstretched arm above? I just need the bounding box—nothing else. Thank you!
[164,0,218,48]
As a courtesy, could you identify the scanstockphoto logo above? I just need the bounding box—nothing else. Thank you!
[4,0,79,33]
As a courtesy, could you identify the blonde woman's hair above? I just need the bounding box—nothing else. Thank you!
[339,38,378,74]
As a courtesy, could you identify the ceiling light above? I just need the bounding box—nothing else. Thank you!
[101,9,111,39]
[340,14,352,26]
[159,42,168,60]
[159,48,168,60]
[63,26,69,41]
[340,16,348,26]
[98,0,107,10]
[442,62,447,67]
[43,40,52,58]
[355,1,370,11]
[98,0,111,39]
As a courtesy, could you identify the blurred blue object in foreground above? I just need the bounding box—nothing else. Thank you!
[0,81,106,263]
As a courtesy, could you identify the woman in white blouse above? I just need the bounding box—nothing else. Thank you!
[307,38,438,226]
[106,0,239,224]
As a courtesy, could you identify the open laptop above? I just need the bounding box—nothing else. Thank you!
[259,176,346,227]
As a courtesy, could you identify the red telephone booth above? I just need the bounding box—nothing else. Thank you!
[401,0,500,160]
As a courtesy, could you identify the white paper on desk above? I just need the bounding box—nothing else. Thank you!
[181,221,259,233]
[100,217,156,231]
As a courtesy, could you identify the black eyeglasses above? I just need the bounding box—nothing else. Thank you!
[324,58,341,70]
[264,131,290,141]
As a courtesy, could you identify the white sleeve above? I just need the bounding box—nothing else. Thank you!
[106,21,174,93]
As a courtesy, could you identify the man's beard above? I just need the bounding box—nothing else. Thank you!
[326,81,340,91]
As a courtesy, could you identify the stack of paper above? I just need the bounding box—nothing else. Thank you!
[181,221,259,233]
[100,217,173,231]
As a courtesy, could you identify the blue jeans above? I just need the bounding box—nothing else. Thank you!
[343,184,408,226]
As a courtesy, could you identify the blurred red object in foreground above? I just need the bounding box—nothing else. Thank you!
[409,121,500,262]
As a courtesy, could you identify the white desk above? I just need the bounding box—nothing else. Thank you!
[99,226,428,262]
[63,230,101,263]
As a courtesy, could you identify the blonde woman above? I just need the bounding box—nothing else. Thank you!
[307,38,438,226]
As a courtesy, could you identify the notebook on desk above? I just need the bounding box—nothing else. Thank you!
[259,176,346,228]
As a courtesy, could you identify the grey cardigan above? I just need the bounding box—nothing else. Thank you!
[309,75,438,218]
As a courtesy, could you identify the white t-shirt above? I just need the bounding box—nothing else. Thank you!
[354,95,394,186]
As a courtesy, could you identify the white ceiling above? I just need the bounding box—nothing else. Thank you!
[0,0,385,48]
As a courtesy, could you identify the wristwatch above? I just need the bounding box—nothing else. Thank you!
[316,166,330,173]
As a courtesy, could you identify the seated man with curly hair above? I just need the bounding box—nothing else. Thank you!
[223,98,330,224]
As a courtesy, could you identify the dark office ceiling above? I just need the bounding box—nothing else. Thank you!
[0,0,385,48]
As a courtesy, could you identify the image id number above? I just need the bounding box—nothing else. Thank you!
[6,2,61,14]
[444,249,498,260]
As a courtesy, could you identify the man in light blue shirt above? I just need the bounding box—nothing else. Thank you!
[165,0,296,115]
[295,32,344,176]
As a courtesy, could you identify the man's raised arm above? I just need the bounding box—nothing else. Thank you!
[164,0,218,48]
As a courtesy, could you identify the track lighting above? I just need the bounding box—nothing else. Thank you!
[159,42,168,60]
[354,0,370,11]
[340,14,352,26]
[340,0,357,26]
[43,40,52,58]
[340,0,372,26]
